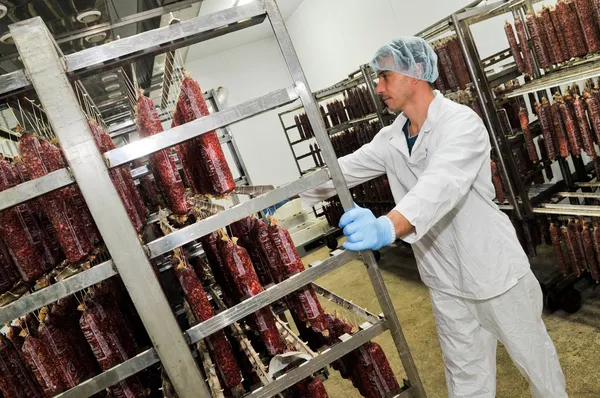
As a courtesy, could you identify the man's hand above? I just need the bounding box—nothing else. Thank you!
[339,205,396,251]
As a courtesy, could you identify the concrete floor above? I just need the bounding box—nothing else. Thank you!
[301,238,600,398]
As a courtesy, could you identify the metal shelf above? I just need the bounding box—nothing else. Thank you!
[0,260,116,325]
[145,168,331,258]
[3,1,426,396]
[185,249,357,343]
[54,349,159,398]
[327,113,378,135]
[246,319,388,398]
[0,168,74,212]
[104,87,298,168]
[506,54,600,98]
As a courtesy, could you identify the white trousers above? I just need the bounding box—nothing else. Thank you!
[429,271,567,398]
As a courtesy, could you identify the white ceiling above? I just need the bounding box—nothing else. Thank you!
[185,0,304,62]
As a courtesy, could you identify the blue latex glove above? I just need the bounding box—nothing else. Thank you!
[339,205,395,251]
[263,199,289,216]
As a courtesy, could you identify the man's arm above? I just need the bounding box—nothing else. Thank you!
[391,111,489,242]
[299,137,387,207]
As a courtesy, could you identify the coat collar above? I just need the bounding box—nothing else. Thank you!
[389,90,444,159]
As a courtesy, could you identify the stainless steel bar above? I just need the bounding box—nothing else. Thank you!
[453,14,528,219]
[104,86,299,168]
[542,203,600,211]
[0,168,74,212]
[0,69,30,96]
[0,261,117,325]
[246,320,388,398]
[145,168,330,258]
[311,282,381,324]
[506,55,600,98]
[65,2,267,73]
[130,165,150,179]
[559,192,600,199]
[185,249,358,343]
[265,1,426,396]
[56,0,201,44]
[533,207,600,216]
[576,182,600,187]
[10,17,209,398]
[53,349,159,398]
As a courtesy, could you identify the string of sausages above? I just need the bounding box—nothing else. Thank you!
[505,0,600,77]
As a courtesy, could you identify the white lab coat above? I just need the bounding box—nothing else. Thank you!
[301,90,530,300]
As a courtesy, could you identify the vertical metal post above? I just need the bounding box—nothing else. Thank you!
[360,64,386,125]
[453,13,530,219]
[10,18,211,398]
[263,1,426,396]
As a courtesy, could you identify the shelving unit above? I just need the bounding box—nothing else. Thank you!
[0,1,426,397]
[443,0,600,311]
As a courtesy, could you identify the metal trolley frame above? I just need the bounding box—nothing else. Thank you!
[0,1,426,397]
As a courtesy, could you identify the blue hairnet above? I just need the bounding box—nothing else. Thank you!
[370,36,439,83]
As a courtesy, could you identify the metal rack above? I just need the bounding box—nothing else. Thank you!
[442,0,600,311]
[0,1,425,397]
[278,66,389,177]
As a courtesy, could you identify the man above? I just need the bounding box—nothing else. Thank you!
[300,37,567,398]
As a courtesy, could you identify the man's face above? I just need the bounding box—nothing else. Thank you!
[375,70,415,113]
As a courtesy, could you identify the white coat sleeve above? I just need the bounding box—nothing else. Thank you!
[394,112,489,243]
[299,138,386,207]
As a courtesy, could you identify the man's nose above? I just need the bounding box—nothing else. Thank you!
[376,80,384,95]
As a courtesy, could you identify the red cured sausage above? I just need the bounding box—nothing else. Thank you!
[558,94,583,157]
[551,100,570,157]
[526,12,550,69]
[575,0,600,53]
[88,121,145,232]
[536,12,558,64]
[136,94,189,215]
[21,330,66,397]
[519,107,539,162]
[0,157,54,281]
[231,217,273,286]
[505,21,526,74]
[218,234,284,355]
[557,0,588,58]
[79,298,146,397]
[490,161,505,203]
[0,234,20,294]
[39,320,95,389]
[582,222,600,281]
[591,224,600,281]
[536,99,557,160]
[446,36,471,90]
[550,222,569,276]
[549,6,570,63]
[541,7,567,63]
[174,259,242,388]
[562,224,579,276]
[38,139,99,246]
[176,76,235,196]
[515,17,535,76]
[19,134,93,264]
[200,232,237,305]
[436,41,459,91]
[0,335,42,398]
[574,94,596,156]
[584,89,600,144]
[250,219,285,283]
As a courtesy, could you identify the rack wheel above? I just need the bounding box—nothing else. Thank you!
[326,235,338,250]
[560,287,582,314]
[373,250,381,262]
[544,289,561,313]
